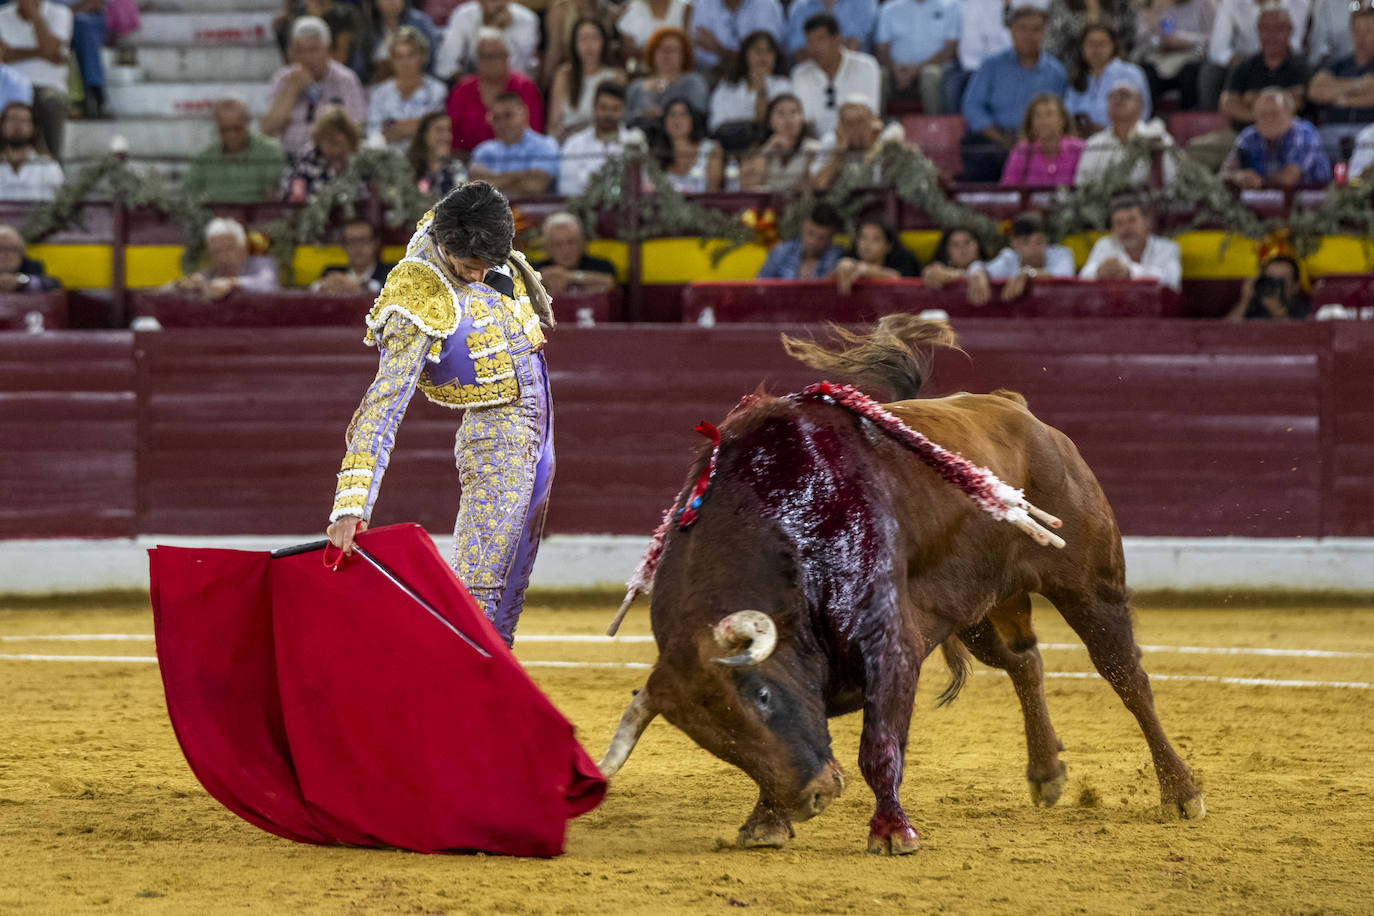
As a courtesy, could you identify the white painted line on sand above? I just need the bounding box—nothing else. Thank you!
[0,653,159,663]
[1041,642,1374,660]
[0,634,155,642]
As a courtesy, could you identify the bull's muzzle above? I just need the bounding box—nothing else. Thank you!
[794,759,846,822]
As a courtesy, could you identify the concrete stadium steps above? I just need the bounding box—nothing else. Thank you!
[133,12,278,47]
[105,82,271,119]
[132,46,282,83]
[63,119,218,162]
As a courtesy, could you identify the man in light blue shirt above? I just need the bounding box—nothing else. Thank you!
[969,211,1076,302]
[757,201,845,280]
[0,63,33,112]
[960,5,1067,180]
[469,91,561,193]
[785,0,879,56]
[690,0,786,72]
[876,0,960,115]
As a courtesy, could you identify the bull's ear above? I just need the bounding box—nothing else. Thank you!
[710,610,777,667]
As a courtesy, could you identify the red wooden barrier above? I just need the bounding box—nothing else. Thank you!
[0,292,67,330]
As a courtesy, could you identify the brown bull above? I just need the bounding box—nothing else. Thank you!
[600,316,1204,854]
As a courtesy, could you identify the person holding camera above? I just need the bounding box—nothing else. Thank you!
[1225,254,1312,320]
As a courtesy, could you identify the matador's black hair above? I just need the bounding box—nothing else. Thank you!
[431,180,514,268]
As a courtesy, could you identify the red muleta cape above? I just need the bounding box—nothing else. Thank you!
[148,522,606,856]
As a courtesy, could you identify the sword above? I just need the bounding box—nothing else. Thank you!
[271,539,491,659]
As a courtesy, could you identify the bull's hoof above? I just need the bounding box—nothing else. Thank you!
[1028,768,1068,807]
[1161,791,1206,820]
[737,822,791,849]
[867,816,920,855]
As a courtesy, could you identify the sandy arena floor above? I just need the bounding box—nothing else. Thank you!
[1,594,1372,915]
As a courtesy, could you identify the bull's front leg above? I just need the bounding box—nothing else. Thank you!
[858,648,921,855]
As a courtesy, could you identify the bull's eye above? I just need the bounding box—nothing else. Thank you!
[756,686,771,710]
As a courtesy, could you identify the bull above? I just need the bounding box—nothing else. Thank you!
[598,316,1205,854]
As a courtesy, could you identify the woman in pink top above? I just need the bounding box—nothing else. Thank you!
[999,93,1084,187]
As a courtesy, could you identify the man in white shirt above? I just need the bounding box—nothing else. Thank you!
[559,82,646,196]
[791,13,882,136]
[1079,196,1182,293]
[434,0,540,82]
[1075,81,1177,186]
[968,211,1075,303]
[0,99,62,201]
[876,0,960,116]
[0,0,71,160]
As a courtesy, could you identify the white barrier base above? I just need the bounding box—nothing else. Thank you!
[2,535,1373,598]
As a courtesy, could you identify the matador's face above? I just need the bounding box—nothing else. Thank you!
[445,252,493,285]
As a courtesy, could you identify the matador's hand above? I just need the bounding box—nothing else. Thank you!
[327,517,368,554]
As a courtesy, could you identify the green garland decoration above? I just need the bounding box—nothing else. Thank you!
[1287,183,1374,257]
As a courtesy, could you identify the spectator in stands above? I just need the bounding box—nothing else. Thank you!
[559,81,646,195]
[545,0,623,89]
[532,212,619,295]
[356,0,441,82]
[654,96,724,191]
[689,0,785,74]
[1045,0,1135,63]
[0,0,71,160]
[785,0,879,59]
[941,0,1013,116]
[1066,25,1152,136]
[547,18,625,141]
[1221,87,1331,186]
[434,0,540,82]
[173,218,280,300]
[739,92,821,190]
[59,0,107,119]
[0,62,31,113]
[1075,81,1177,184]
[277,0,364,71]
[408,110,468,196]
[875,0,959,116]
[263,17,368,158]
[280,104,364,201]
[0,224,60,291]
[313,218,395,294]
[184,98,288,203]
[756,200,845,279]
[1189,3,1308,170]
[1308,0,1355,70]
[968,210,1075,302]
[809,94,906,189]
[792,14,884,137]
[0,100,61,200]
[469,91,561,193]
[960,6,1069,182]
[831,218,921,293]
[625,27,709,132]
[1001,94,1084,185]
[1079,195,1181,292]
[922,225,991,290]
[1225,254,1311,319]
[1203,0,1306,110]
[707,31,791,153]
[617,0,692,63]
[366,27,447,151]
[1347,118,1374,176]
[1135,0,1216,111]
[446,30,544,152]
[1307,3,1374,164]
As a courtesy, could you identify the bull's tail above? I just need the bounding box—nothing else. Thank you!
[781,314,960,402]
[935,636,970,707]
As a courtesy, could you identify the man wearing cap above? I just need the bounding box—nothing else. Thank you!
[1075,80,1177,186]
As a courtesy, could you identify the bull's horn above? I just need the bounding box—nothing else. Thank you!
[598,687,656,779]
[710,610,777,667]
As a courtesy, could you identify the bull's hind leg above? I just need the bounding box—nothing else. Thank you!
[959,593,1067,806]
[1044,586,1205,819]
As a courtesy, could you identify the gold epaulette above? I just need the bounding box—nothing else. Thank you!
[364,258,459,362]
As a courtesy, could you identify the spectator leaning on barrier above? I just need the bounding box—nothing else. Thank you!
[791,13,884,137]
[1078,194,1181,292]
[0,224,60,292]
[785,0,879,59]
[172,218,280,300]
[262,16,368,158]
[831,218,921,294]
[1221,86,1331,187]
[689,0,786,75]
[184,98,287,204]
[547,18,625,142]
[408,110,468,196]
[707,30,791,153]
[0,100,61,201]
[809,94,905,190]
[559,81,646,196]
[624,27,710,132]
[434,0,540,82]
[960,5,1069,182]
[446,30,545,152]
[1134,0,1215,112]
[532,212,618,295]
[921,224,991,292]
[1225,253,1312,319]
[366,26,448,151]
[875,0,960,117]
[313,217,395,294]
[1307,3,1374,165]
[738,92,820,190]
[756,200,845,280]
[0,0,71,161]
[1065,24,1152,136]
[469,91,561,193]
[1000,92,1084,185]
[1075,81,1178,185]
[280,104,364,201]
[969,211,1076,303]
